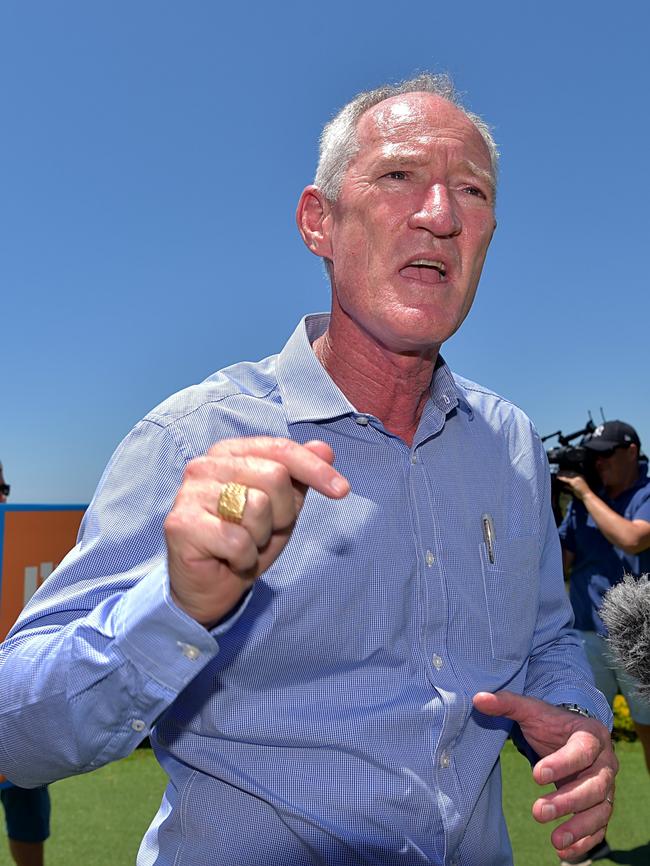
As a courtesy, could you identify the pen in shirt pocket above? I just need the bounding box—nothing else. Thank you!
[482,513,496,564]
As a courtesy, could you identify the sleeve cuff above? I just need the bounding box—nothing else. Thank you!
[115,563,221,693]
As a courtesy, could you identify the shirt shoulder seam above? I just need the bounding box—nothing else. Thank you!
[144,381,281,429]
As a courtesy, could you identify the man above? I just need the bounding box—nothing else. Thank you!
[0,75,616,865]
[0,462,51,866]
[558,419,650,861]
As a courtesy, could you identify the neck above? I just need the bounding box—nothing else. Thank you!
[313,320,439,447]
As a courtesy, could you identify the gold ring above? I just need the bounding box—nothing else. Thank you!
[217,482,248,524]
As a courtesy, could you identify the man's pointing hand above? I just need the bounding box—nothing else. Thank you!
[165,437,350,628]
[473,690,618,863]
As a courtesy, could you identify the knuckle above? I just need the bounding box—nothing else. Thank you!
[248,490,271,520]
[580,735,600,765]
[184,456,209,479]
[594,777,608,803]
[271,437,293,454]
[227,529,253,561]
[164,509,189,536]
[266,462,291,488]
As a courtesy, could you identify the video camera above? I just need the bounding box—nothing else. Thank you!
[542,415,601,524]
[544,418,596,476]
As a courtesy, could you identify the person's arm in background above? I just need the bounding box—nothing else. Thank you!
[558,474,650,555]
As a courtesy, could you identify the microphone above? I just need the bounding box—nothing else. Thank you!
[600,574,650,696]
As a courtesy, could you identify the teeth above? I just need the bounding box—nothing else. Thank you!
[410,259,446,277]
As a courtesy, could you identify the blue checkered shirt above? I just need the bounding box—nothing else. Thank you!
[0,314,610,865]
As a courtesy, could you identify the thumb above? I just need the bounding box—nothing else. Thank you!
[473,690,540,723]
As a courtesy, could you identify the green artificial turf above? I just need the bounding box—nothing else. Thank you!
[1,741,648,865]
[0,749,167,866]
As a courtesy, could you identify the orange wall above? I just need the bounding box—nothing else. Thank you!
[0,508,85,641]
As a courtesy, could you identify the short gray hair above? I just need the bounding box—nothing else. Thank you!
[314,73,499,203]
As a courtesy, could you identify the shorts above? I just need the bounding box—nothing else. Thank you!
[0,784,50,843]
[579,629,650,725]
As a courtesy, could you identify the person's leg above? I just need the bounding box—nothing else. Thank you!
[616,659,650,774]
[632,723,650,773]
[578,630,618,704]
[7,839,44,866]
[0,786,50,866]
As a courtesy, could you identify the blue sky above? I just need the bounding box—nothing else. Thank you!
[2,1,649,503]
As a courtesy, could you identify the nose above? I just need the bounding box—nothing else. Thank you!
[408,183,461,237]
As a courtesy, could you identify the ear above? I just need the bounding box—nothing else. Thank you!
[296,185,333,259]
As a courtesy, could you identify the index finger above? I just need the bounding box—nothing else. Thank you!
[207,437,350,498]
[533,730,603,786]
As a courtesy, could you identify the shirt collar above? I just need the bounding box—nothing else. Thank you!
[276,313,470,425]
[277,314,356,424]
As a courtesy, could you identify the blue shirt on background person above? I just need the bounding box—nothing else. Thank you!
[560,462,650,634]
[0,75,617,866]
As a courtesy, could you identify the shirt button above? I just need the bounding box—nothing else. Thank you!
[425,550,435,567]
[432,654,443,670]
[442,395,451,405]
[355,415,369,426]
[178,642,201,661]
[410,453,418,464]
[439,750,451,769]
[131,719,146,733]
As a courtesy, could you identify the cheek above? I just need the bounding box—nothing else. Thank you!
[465,211,496,246]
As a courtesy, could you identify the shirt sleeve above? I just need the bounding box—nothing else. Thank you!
[518,437,612,727]
[0,419,245,788]
[630,486,650,524]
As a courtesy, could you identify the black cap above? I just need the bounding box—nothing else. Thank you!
[584,420,641,452]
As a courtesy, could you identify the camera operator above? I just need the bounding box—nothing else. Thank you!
[559,421,650,740]
[559,420,650,864]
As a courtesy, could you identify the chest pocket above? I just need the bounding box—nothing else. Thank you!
[479,536,539,662]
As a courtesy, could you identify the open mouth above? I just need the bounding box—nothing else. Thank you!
[399,259,447,285]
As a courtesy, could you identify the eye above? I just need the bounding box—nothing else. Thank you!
[462,185,487,199]
[383,170,408,180]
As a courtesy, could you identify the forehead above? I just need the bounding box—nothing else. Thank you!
[354,91,491,169]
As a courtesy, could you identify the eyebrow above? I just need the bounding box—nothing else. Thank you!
[373,152,496,196]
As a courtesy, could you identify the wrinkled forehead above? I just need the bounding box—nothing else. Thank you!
[355,91,491,168]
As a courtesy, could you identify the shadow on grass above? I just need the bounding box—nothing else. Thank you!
[609,842,650,865]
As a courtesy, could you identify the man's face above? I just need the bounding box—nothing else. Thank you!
[322,92,496,353]
[593,445,638,491]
